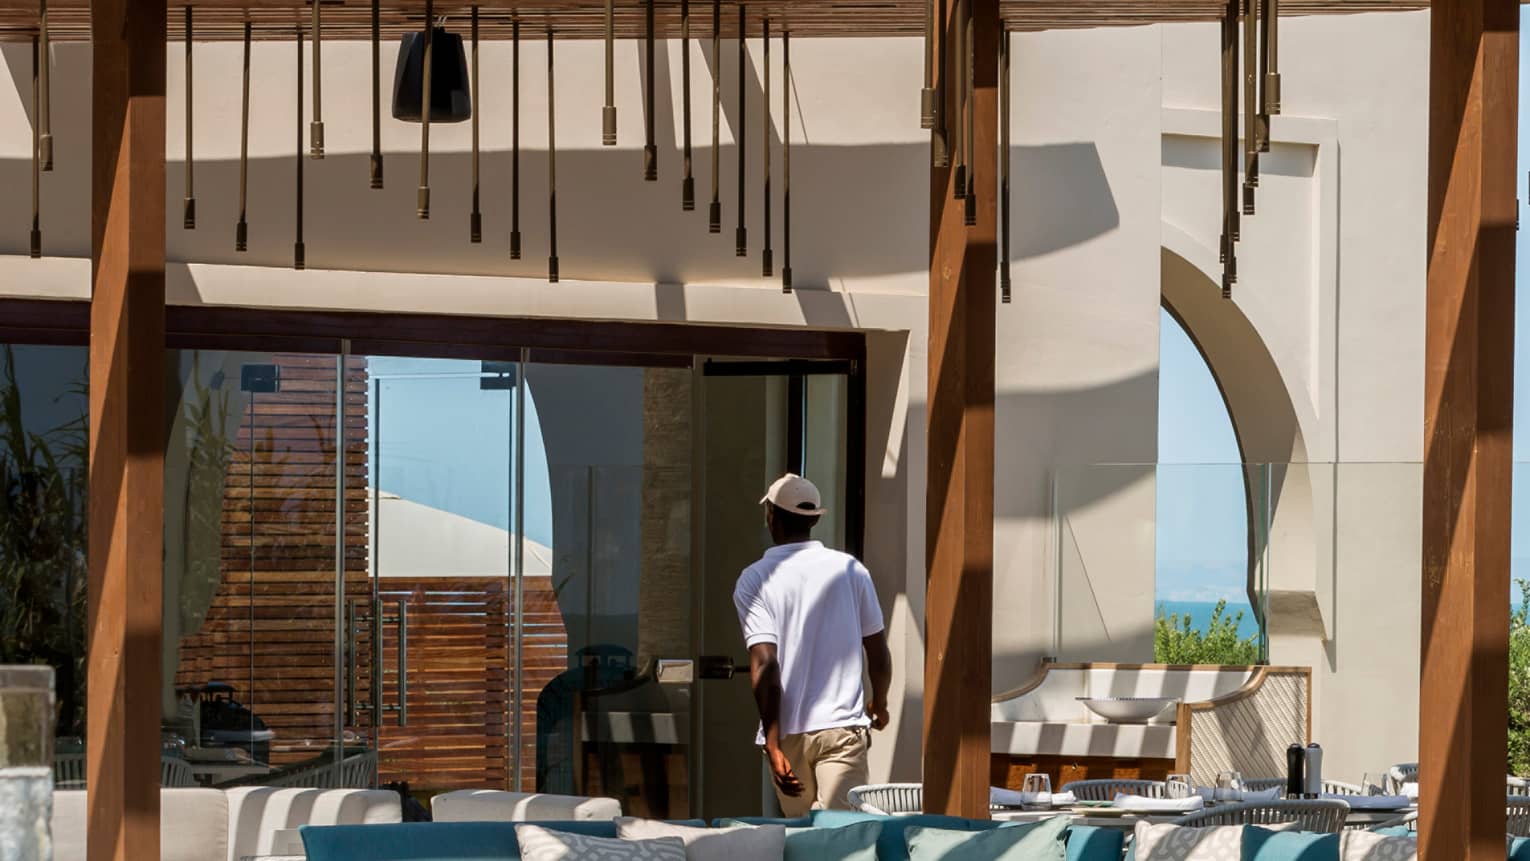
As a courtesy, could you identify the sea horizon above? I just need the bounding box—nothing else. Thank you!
[1155,599,1260,640]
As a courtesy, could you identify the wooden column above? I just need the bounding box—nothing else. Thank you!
[924,0,997,820]
[1420,2,1517,858]
[87,2,166,861]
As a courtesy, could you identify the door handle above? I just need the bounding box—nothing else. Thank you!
[395,600,408,726]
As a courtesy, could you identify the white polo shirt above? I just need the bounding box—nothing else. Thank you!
[733,540,885,744]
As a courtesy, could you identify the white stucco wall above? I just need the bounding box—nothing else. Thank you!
[0,9,1434,789]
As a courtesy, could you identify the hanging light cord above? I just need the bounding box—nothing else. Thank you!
[761,17,771,276]
[603,0,615,145]
[237,18,250,252]
[1242,0,1258,214]
[548,29,559,283]
[1220,0,1237,296]
[471,6,482,243]
[311,0,324,159]
[295,23,306,270]
[952,0,965,199]
[371,0,383,188]
[29,34,40,259]
[782,29,792,293]
[644,0,657,180]
[184,6,195,229]
[1263,0,1280,128]
[1000,29,1011,304]
[682,0,694,210]
[38,0,50,171]
[963,7,975,225]
[418,0,434,220]
[735,3,746,257]
[931,0,947,167]
[709,0,721,233]
[921,0,933,129]
[511,16,522,259]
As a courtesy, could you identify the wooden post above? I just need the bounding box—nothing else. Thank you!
[88,2,166,861]
[924,0,997,821]
[1421,2,1517,858]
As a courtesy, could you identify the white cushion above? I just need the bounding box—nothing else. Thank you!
[226,787,401,861]
[515,823,687,861]
[431,789,622,822]
[616,817,787,861]
[1338,830,1418,861]
[52,788,230,861]
[1131,821,1243,860]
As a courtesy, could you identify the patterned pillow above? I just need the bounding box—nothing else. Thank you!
[1337,830,1418,861]
[616,818,787,861]
[515,823,688,861]
[1130,822,1243,861]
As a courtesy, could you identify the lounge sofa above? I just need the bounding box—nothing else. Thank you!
[50,786,401,861]
[431,789,623,823]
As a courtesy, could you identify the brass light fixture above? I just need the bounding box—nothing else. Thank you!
[183,6,195,229]
[963,10,975,226]
[920,0,934,129]
[931,0,947,167]
[951,0,965,200]
[37,0,49,171]
[1263,0,1281,125]
[511,16,522,259]
[682,0,695,210]
[295,23,306,270]
[29,34,40,258]
[782,28,792,293]
[1000,28,1011,304]
[1242,0,1257,215]
[736,4,747,257]
[709,0,721,233]
[371,0,383,187]
[548,29,559,283]
[418,0,434,220]
[311,0,324,158]
[470,6,482,242]
[644,0,657,180]
[237,18,250,252]
[762,17,772,277]
[603,0,616,145]
[1220,0,1237,296]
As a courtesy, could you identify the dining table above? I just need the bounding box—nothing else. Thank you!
[989,803,1417,832]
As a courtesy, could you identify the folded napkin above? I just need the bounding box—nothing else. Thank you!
[989,787,1077,807]
[1193,786,1279,803]
[1112,794,1206,813]
[1321,793,1412,811]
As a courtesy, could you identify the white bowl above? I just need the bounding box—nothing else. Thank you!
[1077,696,1177,724]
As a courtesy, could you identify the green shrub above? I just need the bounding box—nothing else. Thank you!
[1510,580,1530,777]
[1154,600,1260,665]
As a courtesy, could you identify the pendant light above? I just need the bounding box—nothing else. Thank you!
[603,0,615,145]
[921,0,934,129]
[645,0,657,180]
[1220,0,1236,296]
[1000,29,1011,304]
[761,17,771,277]
[417,0,434,220]
[183,6,195,229]
[781,28,792,293]
[1262,0,1280,141]
[237,18,250,252]
[371,0,383,188]
[29,34,40,258]
[295,23,306,270]
[963,11,975,226]
[931,0,947,167]
[311,0,324,158]
[511,16,522,259]
[470,6,482,243]
[951,0,965,201]
[735,4,746,257]
[38,0,50,172]
[709,0,721,233]
[682,0,695,210]
[1242,0,1257,215]
[548,29,559,283]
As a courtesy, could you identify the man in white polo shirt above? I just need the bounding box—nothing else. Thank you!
[733,473,893,815]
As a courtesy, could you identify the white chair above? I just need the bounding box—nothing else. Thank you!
[847,783,923,815]
[52,788,231,861]
[1061,779,1164,801]
[430,789,623,822]
[1387,763,1418,795]
[162,756,196,787]
[261,750,378,789]
[1510,796,1530,838]
[225,786,401,861]
[1175,799,1351,834]
[54,751,85,789]
[1245,777,1361,795]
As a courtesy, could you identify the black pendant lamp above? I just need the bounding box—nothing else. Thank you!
[681,0,694,210]
[311,0,324,158]
[548,29,559,283]
[921,0,934,129]
[781,28,792,293]
[761,17,772,277]
[708,0,721,233]
[371,0,383,188]
[963,10,975,226]
[38,0,50,171]
[29,34,40,258]
[951,0,965,200]
[644,0,657,180]
[392,19,470,123]
[1220,0,1237,296]
[735,4,746,257]
[511,16,522,259]
[295,23,306,270]
[1242,0,1257,216]
[1000,29,1011,304]
[237,18,250,251]
[470,6,482,243]
[931,0,947,167]
[183,6,195,229]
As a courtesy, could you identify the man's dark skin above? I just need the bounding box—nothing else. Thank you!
[747,503,894,798]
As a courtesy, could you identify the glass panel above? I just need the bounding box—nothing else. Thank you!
[361,357,516,796]
[165,350,346,788]
[804,374,849,551]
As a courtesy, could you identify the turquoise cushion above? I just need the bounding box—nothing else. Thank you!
[1063,826,1126,861]
[905,816,1069,860]
[812,811,1006,861]
[784,821,882,861]
[1511,836,1530,861]
[1371,827,1416,839]
[299,820,648,861]
[1242,826,1339,860]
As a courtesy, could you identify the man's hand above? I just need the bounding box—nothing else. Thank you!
[766,745,804,797]
[866,701,889,731]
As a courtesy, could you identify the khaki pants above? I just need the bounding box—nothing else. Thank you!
[768,726,870,816]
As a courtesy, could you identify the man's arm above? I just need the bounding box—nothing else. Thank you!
[749,642,804,797]
[862,631,893,730]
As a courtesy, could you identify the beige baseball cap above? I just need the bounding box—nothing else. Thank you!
[760,473,828,516]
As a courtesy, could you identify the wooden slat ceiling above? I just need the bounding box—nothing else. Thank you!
[0,0,1437,42]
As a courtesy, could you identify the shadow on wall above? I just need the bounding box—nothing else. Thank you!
[2,43,1118,290]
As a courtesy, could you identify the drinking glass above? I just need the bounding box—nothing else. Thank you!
[1165,773,1194,800]
[0,666,54,861]
[1214,770,1244,803]
[1022,773,1052,807]
[1362,773,1389,796]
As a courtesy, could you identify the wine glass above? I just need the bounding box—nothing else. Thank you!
[1022,773,1053,807]
[1214,770,1244,803]
[1165,773,1194,800]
